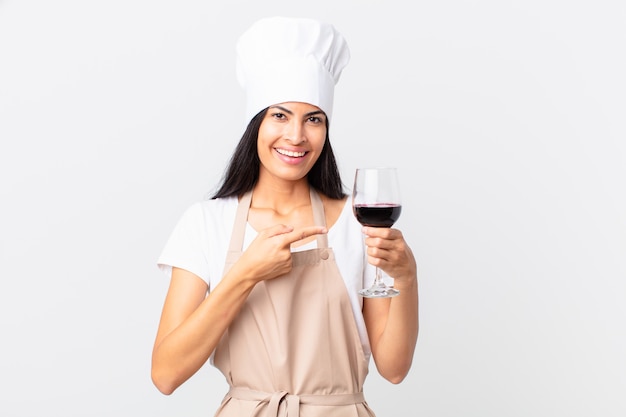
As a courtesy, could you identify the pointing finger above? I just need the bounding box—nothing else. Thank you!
[283,226,328,245]
[262,224,295,238]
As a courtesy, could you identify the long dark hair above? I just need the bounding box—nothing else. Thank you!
[211,108,346,200]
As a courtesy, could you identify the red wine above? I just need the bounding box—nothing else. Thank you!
[353,204,402,227]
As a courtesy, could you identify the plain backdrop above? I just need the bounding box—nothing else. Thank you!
[1,1,625,416]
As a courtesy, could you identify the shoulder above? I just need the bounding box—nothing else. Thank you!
[321,194,349,230]
[326,195,362,241]
[158,196,239,286]
[197,196,239,216]
[174,196,239,235]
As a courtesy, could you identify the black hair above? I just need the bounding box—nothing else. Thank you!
[211,108,346,200]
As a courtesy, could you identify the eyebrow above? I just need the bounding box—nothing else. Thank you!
[270,105,325,118]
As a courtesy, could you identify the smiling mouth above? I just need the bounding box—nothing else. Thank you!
[275,148,307,157]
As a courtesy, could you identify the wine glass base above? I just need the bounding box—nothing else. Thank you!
[359,287,400,298]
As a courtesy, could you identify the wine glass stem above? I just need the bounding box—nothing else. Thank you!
[374,267,385,288]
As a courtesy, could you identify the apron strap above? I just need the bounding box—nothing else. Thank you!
[226,190,253,253]
[309,188,328,249]
[224,387,366,417]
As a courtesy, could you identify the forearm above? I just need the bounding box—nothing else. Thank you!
[151,266,256,394]
[368,274,419,384]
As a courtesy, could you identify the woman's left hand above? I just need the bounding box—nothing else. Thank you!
[361,225,419,384]
[361,226,417,284]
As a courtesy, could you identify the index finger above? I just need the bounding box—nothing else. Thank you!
[282,225,328,245]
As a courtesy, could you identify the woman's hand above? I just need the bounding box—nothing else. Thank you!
[361,226,419,384]
[361,226,417,283]
[236,224,328,282]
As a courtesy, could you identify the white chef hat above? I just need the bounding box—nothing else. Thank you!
[236,16,350,124]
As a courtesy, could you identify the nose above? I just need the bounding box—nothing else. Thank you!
[284,120,306,144]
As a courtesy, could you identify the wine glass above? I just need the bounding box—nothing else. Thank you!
[352,167,402,298]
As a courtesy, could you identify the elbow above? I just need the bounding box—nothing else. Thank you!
[382,370,409,385]
[389,374,408,385]
[151,367,179,396]
[376,357,413,385]
[152,374,175,396]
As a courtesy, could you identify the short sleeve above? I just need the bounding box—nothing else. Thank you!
[157,202,210,286]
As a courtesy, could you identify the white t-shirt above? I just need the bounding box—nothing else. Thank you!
[157,196,378,359]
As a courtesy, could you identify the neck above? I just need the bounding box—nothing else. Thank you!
[251,179,311,215]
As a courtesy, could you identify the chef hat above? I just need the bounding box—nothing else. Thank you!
[236,16,351,124]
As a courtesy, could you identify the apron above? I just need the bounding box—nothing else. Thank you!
[212,188,375,417]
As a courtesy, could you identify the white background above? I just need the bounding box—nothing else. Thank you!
[1,0,625,416]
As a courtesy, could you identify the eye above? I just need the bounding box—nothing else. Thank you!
[271,112,286,120]
[308,116,323,124]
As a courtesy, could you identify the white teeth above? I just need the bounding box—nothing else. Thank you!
[276,148,306,157]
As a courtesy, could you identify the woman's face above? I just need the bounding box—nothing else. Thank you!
[257,101,327,183]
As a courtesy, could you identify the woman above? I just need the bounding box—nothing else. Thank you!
[152,16,419,416]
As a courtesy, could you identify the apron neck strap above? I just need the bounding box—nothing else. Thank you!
[309,187,329,248]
